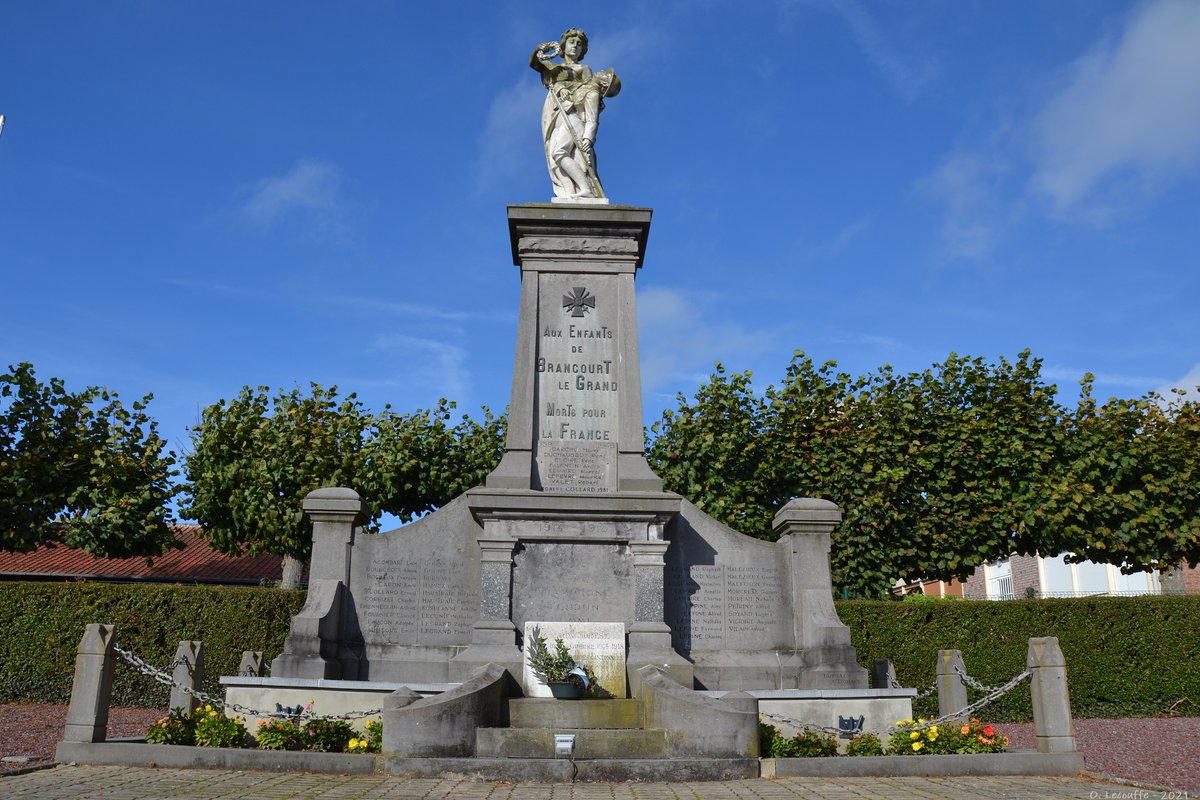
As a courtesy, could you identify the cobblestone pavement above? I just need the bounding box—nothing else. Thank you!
[0,765,1153,800]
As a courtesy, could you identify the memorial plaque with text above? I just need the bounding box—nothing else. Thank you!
[533,273,619,492]
[666,562,789,652]
[353,549,477,647]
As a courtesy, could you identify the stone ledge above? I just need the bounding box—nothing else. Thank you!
[387,756,759,782]
[762,750,1085,778]
[54,742,380,774]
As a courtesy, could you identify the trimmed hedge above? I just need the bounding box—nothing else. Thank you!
[839,595,1200,721]
[3,582,1198,721]
[0,582,304,707]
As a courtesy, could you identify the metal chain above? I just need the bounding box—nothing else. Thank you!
[954,664,1000,694]
[761,668,1031,740]
[886,675,936,699]
[112,643,382,721]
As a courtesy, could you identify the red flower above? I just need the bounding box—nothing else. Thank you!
[983,725,996,737]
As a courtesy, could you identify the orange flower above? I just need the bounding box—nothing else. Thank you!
[960,724,970,735]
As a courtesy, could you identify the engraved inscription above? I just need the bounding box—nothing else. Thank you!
[666,563,785,651]
[534,274,619,491]
[356,556,475,645]
[537,442,615,493]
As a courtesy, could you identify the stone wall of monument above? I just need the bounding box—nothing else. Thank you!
[664,500,793,656]
[344,496,482,682]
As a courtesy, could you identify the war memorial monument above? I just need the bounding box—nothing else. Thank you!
[220,28,891,777]
[54,29,1088,783]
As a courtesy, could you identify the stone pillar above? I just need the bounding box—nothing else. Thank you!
[1028,636,1077,753]
[871,658,897,690]
[168,640,204,714]
[271,487,368,679]
[774,499,867,688]
[63,623,116,743]
[485,204,662,493]
[239,650,265,677]
[449,537,523,680]
[936,650,969,720]
[627,520,693,695]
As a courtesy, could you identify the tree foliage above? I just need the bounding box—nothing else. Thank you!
[648,350,1200,597]
[180,384,505,563]
[0,362,178,558]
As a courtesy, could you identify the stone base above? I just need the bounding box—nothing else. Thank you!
[719,688,915,754]
[550,196,610,205]
[387,756,759,782]
[762,750,1086,778]
[220,676,453,732]
[55,741,380,774]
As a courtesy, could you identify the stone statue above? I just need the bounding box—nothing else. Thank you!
[530,29,621,201]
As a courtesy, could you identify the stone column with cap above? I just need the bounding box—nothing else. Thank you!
[773,498,867,688]
[270,487,368,679]
[62,623,116,743]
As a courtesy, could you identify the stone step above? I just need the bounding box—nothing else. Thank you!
[507,698,643,730]
[476,727,669,759]
[387,755,761,782]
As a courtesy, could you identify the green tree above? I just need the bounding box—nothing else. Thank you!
[0,362,178,558]
[181,384,504,587]
[648,350,1200,597]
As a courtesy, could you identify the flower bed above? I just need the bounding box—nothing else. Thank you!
[144,704,382,754]
[758,716,1009,758]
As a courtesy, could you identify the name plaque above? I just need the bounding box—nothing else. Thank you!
[355,555,476,645]
[533,273,619,492]
[666,563,787,651]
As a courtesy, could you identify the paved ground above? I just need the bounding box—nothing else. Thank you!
[0,765,1154,800]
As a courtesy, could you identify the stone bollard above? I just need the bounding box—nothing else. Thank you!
[936,650,968,720]
[1028,636,1077,753]
[239,650,266,677]
[63,624,116,743]
[168,640,204,713]
[871,658,897,690]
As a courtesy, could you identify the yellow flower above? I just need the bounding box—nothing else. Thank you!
[910,731,920,740]
[204,705,212,712]
[912,741,923,751]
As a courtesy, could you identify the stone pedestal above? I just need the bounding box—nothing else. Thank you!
[63,623,115,743]
[168,640,204,714]
[1028,636,1077,753]
[449,537,523,681]
[936,649,969,720]
[773,499,868,689]
[271,488,368,680]
[485,204,661,494]
[627,538,692,694]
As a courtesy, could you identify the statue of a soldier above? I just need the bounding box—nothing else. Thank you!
[530,29,621,201]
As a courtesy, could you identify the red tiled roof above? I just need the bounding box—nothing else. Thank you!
[0,524,283,585]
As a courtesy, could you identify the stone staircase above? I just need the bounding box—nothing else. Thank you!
[385,665,761,782]
[465,697,757,781]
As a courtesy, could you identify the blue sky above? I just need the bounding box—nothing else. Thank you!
[3,1,1199,507]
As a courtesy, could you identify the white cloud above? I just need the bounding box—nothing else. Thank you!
[636,288,780,394]
[477,80,546,193]
[798,217,872,262]
[329,295,514,324]
[820,0,939,101]
[370,334,469,401]
[1043,365,1168,390]
[917,152,1011,259]
[1157,363,1200,402]
[239,158,349,239]
[1030,0,1200,213]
